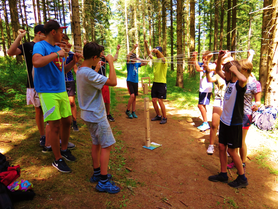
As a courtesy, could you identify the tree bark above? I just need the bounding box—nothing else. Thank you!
[209,0,212,51]
[125,0,129,53]
[227,0,231,50]
[265,0,277,106]
[36,0,41,24]
[142,0,146,57]
[71,0,82,54]
[176,0,184,87]
[18,0,26,42]
[42,0,47,23]
[186,0,190,71]
[162,0,167,57]
[3,0,11,48]
[231,0,237,57]
[134,0,139,55]
[189,0,195,77]
[158,1,162,46]
[214,0,218,59]
[198,0,201,61]
[148,0,152,51]
[32,0,37,25]
[170,0,174,71]
[23,0,30,42]
[260,0,272,94]
[0,16,7,56]
[219,0,224,49]
[82,0,88,42]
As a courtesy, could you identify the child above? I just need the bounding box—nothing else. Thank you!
[192,51,216,131]
[144,40,168,124]
[76,42,120,194]
[208,51,248,188]
[125,44,148,119]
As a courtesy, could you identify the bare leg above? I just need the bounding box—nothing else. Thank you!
[209,107,222,145]
[127,94,135,111]
[48,120,62,161]
[240,129,248,163]
[198,104,207,122]
[92,144,101,169]
[105,103,110,115]
[228,147,244,175]
[219,143,228,173]
[158,99,166,118]
[152,98,160,116]
[68,96,77,122]
[60,116,72,151]
[45,123,51,147]
[132,95,136,112]
[100,146,112,175]
[35,107,45,136]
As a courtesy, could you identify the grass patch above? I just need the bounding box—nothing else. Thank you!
[254,148,278,175]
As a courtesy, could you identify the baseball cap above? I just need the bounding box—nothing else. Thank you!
[34,24,45,34]
[44,20,68,34]
[155,46,163,53]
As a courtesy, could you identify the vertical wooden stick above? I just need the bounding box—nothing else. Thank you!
[144,97,151,147]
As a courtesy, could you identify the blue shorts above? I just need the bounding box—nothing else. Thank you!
[242,114,252,130]
[198,92,212,105]
[85,120,116,148]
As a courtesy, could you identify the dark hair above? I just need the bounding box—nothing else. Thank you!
[130,53,136,59]
[83,42,102,60]
[99,45,105,51]
[44,20,61,35]
[34,25,45,34]
[62,33,69,41]
[223,60,242,72]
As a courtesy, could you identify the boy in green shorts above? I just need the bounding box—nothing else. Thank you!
[32,20,82,173]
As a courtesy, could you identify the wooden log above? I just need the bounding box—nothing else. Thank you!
[144,97,151,147]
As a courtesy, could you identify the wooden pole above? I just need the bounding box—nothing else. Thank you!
[144,97,151,147]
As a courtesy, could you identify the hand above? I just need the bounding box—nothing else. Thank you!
[100,61,105,66]
[144,40,148,44]
[17,29,26,39]
[203,62,210,72]
[116,44,121,50]
[95,61,102,72]
[251,104,259,112]
[151,49,158,53]
[105,54,114,63]
[73,53,83,63]
[57,49,65,57]
[134,44,138,48]
[65,42,72,53]
[248,49,255,56]
[206,53,213,63]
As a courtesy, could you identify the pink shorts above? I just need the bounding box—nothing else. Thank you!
[101,85,110,104]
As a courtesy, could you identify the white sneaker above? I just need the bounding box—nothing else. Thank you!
[207,145,214,155]
[199,122,210,131]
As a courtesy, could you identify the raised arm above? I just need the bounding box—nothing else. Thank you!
[247,49,255,63]
[7,29,26,56]
[137,57,149,66]
[151,48,165,63]
[64,53,82,73]
[144,40,153,59]
[229,65,247,88]
[127,44,138,62]
[191,52,203,72]
[105,54,117,86]
[113,44,121,61]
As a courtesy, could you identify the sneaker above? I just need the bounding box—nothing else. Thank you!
[198,122,210,131]
[90,174,113,183]
[151,115,162,121]
[107,114,115,122]
[125,110,133,119]
[228,176,248,188]
[207,145,214,155]
[72,122,79,131]
[132,112,138,118]
[208,173,228,183]
[60,140,76,150]
[40,136,46,147]
[96,180,120,194]
[227,162,235,169]
[61,149,76,162]
[52,158,71,173]
[42,146,52,153]
[160,117,167,124]
[227,150,230,157]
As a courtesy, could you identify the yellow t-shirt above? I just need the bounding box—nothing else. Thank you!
[153,56,168,83]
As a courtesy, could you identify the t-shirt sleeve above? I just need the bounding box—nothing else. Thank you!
[18,44,23,56]
[137,63,142,68]
[236,80,247,92]
[66,53,74,64]
[33,42,45,56]
[87,70,108,90]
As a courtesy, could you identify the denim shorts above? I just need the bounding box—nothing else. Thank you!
[85,120,116,148]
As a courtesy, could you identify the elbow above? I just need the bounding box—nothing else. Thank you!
[7,51,14,57]
[112,80,117,86]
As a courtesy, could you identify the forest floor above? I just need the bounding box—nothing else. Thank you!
[1,78,278,209]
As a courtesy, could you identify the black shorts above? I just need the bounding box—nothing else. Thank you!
[198,92,212,105]
[127,81,138,96]
[66,81,76,96]
[151,82,167,99]
[219,121,242,149]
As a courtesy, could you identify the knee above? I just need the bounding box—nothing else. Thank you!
[211,122,219,130]
[152,98,157,103]
[219,143,226,152]
[130,94,135,99]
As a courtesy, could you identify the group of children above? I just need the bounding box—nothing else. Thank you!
[7,17,262,193]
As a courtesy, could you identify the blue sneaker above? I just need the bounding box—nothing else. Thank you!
[40,136,46,147]
[132,112,138,118]
[96,180,120,194]
[126,110,133,119]
[90,174,112,183]
[198,122,210,131]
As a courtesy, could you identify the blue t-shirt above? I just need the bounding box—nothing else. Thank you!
[65,52,74,82]
[33,40,66,93]
[126,62,141,83]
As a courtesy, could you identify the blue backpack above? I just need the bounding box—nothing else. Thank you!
[252,105,278,131]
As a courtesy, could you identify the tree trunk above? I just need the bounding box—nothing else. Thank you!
[148,0,152,51]
[158,1,161,46]
[9,0,22,62]
[23,0,30,42]
[82,0,88,42]
[265,0,277,106]
[36,0,41,24]
[214,0,218,59]
[209,0,212,51]
[231,0,237,56]
[32,0,37,25]
[46,0,50,20]
[198,0,201,61]
[3,0,11,48]
[125,0,129,53]
[18,0,26,42]
[134,0,139,55]
[260,0,272,94]
[0,16,7,56]
[170,0,174,71]
[42,0,47,23]
[227,0,231,50]
[219,0,224,49]
[186,0,190,71]
[189,0,195,77]
[142,0,146,57]
[71,0,82,54]
[176,0,184,87]
[162,0,167,57]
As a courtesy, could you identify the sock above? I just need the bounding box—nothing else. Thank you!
[158,115,162,117]
[61,149,67,152]
[219,172,228,178]
[93,167,100,176]
[40,135,45,139]
[239,174,247,181]
[100,174,108,183]
[73,120,77,125]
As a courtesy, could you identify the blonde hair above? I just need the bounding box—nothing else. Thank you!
[239,59,253,72]
[202,51,211,57]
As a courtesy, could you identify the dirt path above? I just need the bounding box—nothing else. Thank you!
[108,79,278,208]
